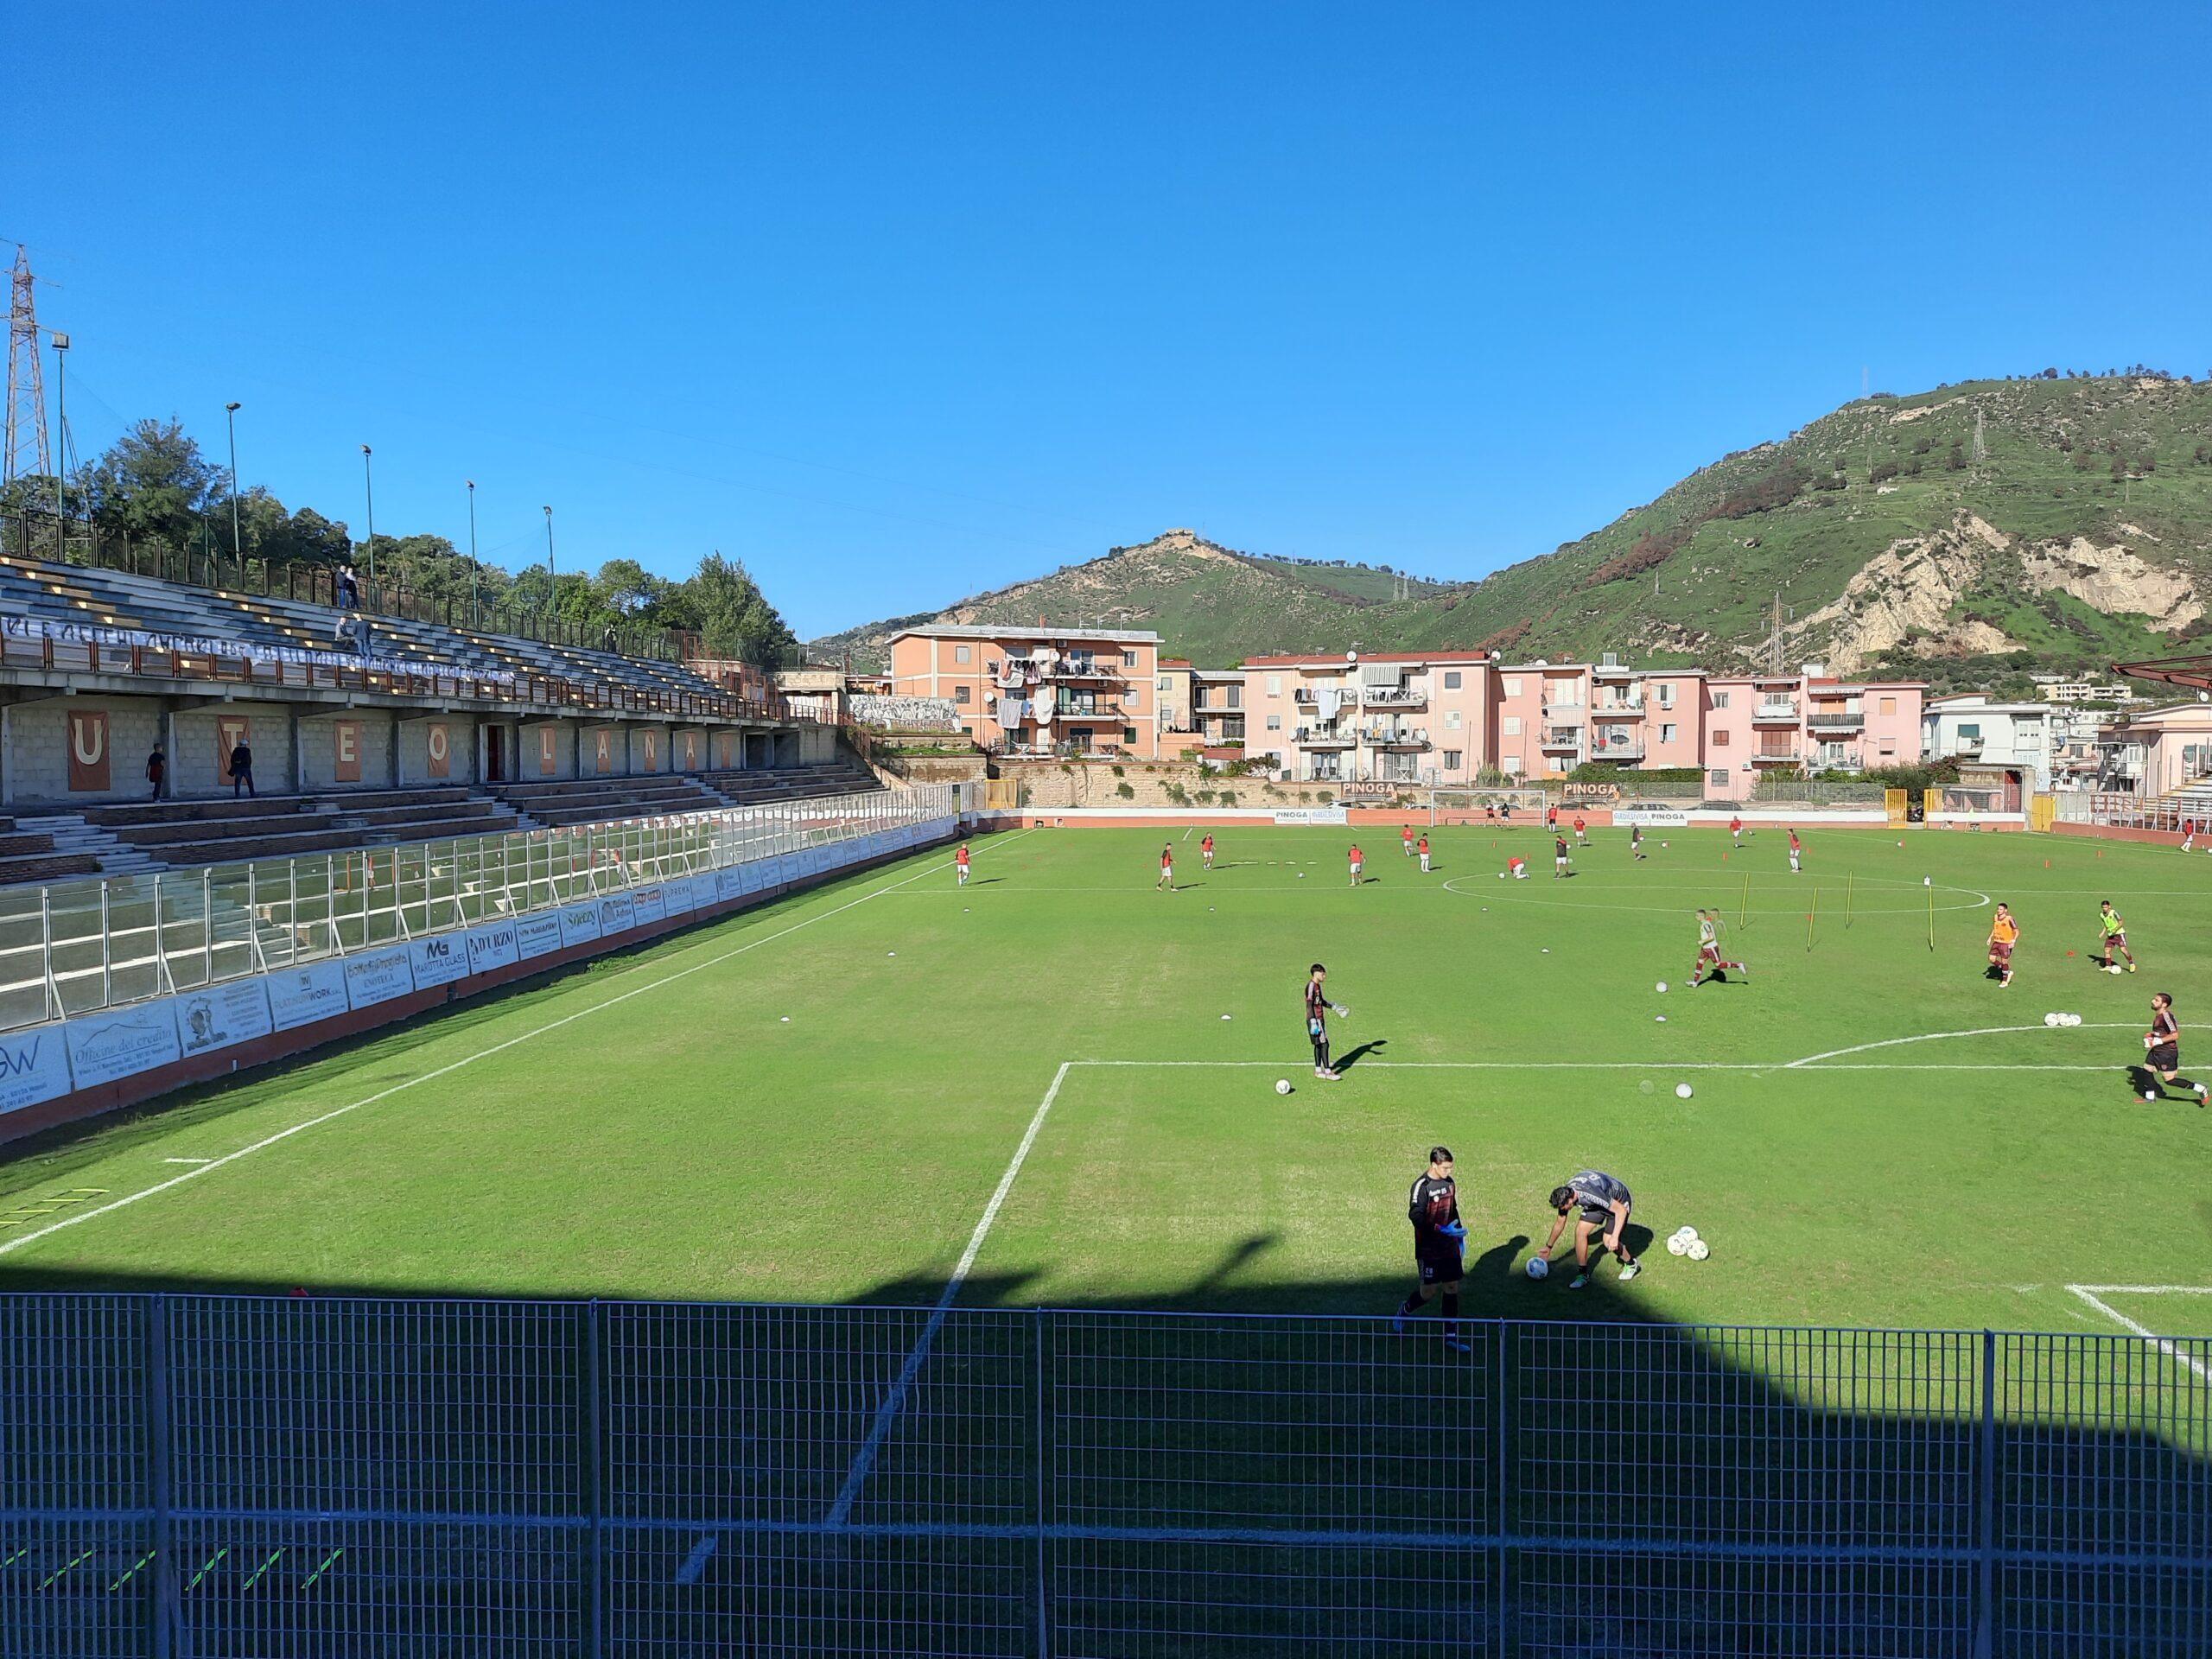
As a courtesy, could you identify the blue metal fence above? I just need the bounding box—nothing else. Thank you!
[2,1294,2206,1656]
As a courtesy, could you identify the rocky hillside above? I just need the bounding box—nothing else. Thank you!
[815,376,2212,688]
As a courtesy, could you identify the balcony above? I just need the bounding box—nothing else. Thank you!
[1590,740,1646,761]
[1361,685,1427,709]
[1808,709,1865,730]
[1592,697,1645,716]
[1540,729,1583,753]
[1749,748,1802,766]
[1295,727,1357,748]
[1362,726,1431,750]
[1752,701,1801,724]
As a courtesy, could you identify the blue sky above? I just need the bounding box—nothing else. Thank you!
[12,3,2209,637]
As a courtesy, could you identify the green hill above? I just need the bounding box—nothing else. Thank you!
[814,376,2212,689]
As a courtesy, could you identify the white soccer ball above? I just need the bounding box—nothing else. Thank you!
[1656,982,1668,994]
[1221,1014,1231,1020]
[1297,872,1305,879]
[2065,1014,2082,1027]
[1524,1257,1548,1281]
[1655,1014,1667,1023]
[1686,1239,1711,1262]
[1673,1225,1699,1243]
[1274,1079,1292,1096]
[1661,840,1669,849]
[1497,871,1504,879]
[1666,1234,1690,1255]
[2044,1012,2062,1027]
[2108,964,2125,976]
[1675,1083,1694,1099]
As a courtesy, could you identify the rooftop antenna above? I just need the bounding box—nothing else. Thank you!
[3,245,50,486]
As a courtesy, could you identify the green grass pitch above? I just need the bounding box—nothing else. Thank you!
[3,822,2209,1354]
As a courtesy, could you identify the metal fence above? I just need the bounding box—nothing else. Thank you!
[0,1297,2203,1656]
[0,783,967,1033]
[2053,791,2210,833]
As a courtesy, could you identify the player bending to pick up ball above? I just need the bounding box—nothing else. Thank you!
[2139,993,2208,1106]
[1689,908,1747,988]
[1536,1170,1642,1288]
[1304,963,1350,1081]
[1392,1146,1470,1351]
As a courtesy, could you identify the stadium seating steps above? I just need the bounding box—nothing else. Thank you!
[0,550,739,702]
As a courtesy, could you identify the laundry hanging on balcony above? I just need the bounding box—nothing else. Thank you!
[1314,687,1344,722]
[997,697,1027,728]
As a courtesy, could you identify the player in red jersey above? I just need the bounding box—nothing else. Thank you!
[1402,823,1416,858]
[1573,815,1588,847]
[955,843,970,887]
[1787,828,1802,874]
[1157,843,1175,892]
[1347,842,1364,886]
[1546,804,1559,831]
[1200,832,1216,871]
[1417,834,1432,874]
[1728,815,1742,848]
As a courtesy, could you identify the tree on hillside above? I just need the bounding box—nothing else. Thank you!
[85,418,219,548]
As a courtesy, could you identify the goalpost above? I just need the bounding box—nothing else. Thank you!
[1427,786,1549,826]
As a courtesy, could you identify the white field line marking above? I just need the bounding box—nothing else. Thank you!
[1073,1059,2124,1072]
[1784,1023,2164,1068]
[0,835,1027,1263]
[160,1158,212,1166]
[2066,1286,2212,1385]
[824,1060,1071,1527]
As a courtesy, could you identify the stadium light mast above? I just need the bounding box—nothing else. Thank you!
[360,444,377,585]
[49,332,68,552]
[224,401,242,579]
[543,504,555,578]
[466,480,479,625]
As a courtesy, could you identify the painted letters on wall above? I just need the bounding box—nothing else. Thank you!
[67,710,111,792]
[334,719,362,784]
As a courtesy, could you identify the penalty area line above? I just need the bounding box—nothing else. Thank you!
[823,1060,1071,1528]
[2065,1286,2212,1385]
[0,833,1031,1266]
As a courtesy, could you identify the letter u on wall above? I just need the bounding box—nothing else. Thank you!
[67,709,111,792]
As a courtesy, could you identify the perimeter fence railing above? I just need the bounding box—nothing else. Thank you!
[0,1297,2204,1656]
[0,782,967,1034]
[2054,790,2209,833]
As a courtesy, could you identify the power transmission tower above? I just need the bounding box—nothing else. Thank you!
[4,245,50,486]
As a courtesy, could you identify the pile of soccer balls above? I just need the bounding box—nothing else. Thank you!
[2042,1012,2083,1028]
[1667,1225,1710,1262]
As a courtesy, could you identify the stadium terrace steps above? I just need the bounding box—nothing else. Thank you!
[700,764,881,805]
[66,788,524,867]
[0,810,105,886]
[2154,780,2212,820]
[493,774,727,828]
[0,551,744,702]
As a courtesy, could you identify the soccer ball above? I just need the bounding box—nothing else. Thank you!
[1524,1257,1548,1281]
[1274,1079,1292,1096]
[1675,1083,1694,1099]
[1496,871,1504,879]
[1686,1239,1711,1262]
[2044,1012,2062,1027]
[2064,1014,2082,1027]
[2107,964,2125,976]
[1656,981,1668,994]
[1666,1234,1690,1255]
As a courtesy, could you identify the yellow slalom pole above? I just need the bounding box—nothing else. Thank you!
[1739,870,1751,930]
[1927,875,1936,951]
[1806,886,1819,951]
[1845,868,1855,929]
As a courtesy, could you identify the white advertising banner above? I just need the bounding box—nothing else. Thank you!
[557,904,603,950]
[0,1023,76,1113]
[267,961,350,1032]
[464,920,523,976]
[407,933,470,989]
[631,887,669,927]
[1274,807,1349,826]
[516,913,564,960]
[1616,808,1691,828]
[343,946,416,1010]
[173,979,276,1059]
[716,868,747,903]
[596,893,637,936]
[66,1002,185,1089]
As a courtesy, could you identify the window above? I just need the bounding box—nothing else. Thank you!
[1265,675,1281,696]
[1445,709,1462,730]
[1266,715,1282,731]
[1156,677,1169,692]
[1957,723,1982,741]
[1226,687,1242,709]
[1444,671,1462,690]
[1443,749,1463,770]
[1660,722,1677,744]
[1123,728,1137,746]
[1123,652,1137,667]
[1710,769,1729,789]
[1503,755,1523,774]
[1503,677,1522,697]
[1713,691,1732,710]
[1502,715,1522,737]
[1657,685,1675,708]
[1711,728,1731,747]
[954,645,971,664]
[1878,696,1897,716]
[1125,688,1142,711]
[954,685,970,704]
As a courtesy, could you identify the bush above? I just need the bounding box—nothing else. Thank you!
[1316,790,1334,805]
[1565,762,1704,785]
[1115,782,1135,800]
[1164,782,1191,806]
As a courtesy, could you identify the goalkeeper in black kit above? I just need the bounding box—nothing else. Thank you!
[1392,1147,1470,1352]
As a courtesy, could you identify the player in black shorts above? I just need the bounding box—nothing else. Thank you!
[1393,1147,1470,1351]
[2137,992,2209,1106]
[1537,1169,1643,1289]
[1304,963,1346,1081]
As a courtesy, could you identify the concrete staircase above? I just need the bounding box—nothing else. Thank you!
[8,812,149,881]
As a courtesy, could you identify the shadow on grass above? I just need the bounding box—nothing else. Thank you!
[0,1255,2204,1655]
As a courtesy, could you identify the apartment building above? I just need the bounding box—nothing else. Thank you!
[1243,652,1498,783]
[885,626,1163,757]
[1700,672,1924,800]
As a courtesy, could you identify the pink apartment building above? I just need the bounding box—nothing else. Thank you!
[886,626,1164,757]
